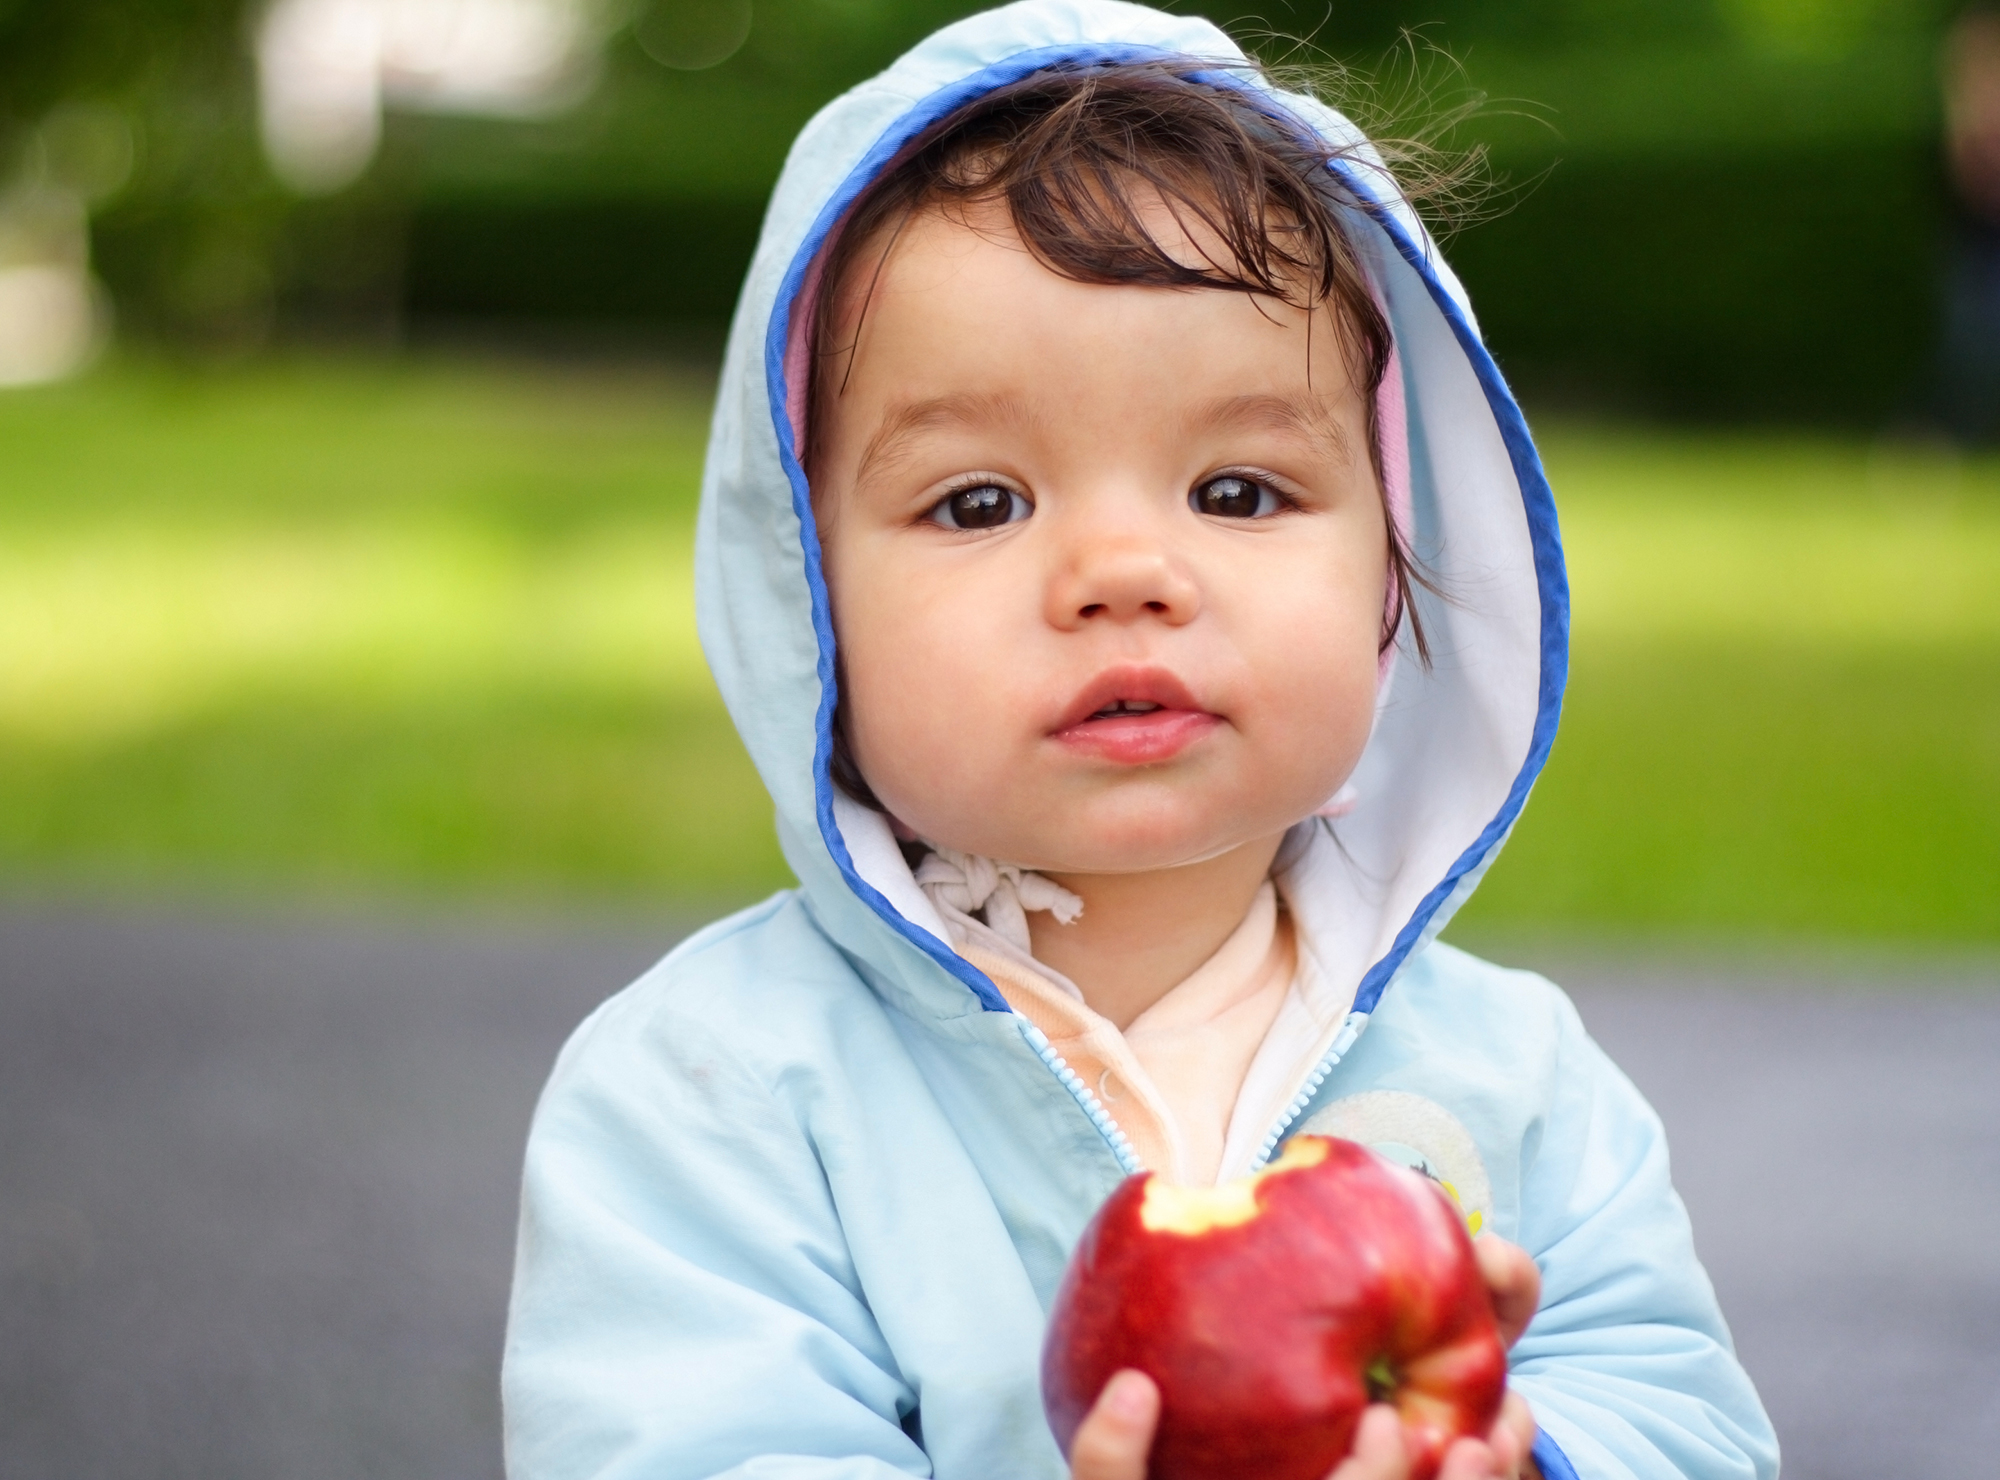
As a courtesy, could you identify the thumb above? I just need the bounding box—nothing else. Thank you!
[1473,1235,1542,1349]
[1068,1370,1160,1480]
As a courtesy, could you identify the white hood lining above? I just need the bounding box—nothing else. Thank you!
[748,31,1567,1026]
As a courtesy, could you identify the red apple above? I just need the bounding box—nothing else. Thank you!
[1042,1134,1506,1480]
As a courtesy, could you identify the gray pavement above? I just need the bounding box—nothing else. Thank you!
[1537,952,2000,1480]
[1,902,1995,1480]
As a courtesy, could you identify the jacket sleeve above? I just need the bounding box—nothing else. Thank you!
[1507,991,1780,1480]
[501,991,928,1480]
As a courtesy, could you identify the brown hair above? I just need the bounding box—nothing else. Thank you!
[806,60,1433,809]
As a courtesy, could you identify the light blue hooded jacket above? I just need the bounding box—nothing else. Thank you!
[502,5,1779,1478]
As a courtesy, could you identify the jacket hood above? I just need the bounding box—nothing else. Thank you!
[695,0,1567,1067]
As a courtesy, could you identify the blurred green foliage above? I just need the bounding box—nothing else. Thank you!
[0,358,1994,939]
[0,0,1976,419]
[1457,428,2000,941]
[400,1,1967,420]
[0,355,784,900]
[0,0,294,343]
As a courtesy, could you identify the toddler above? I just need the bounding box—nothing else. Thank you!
[503,5,1778,1479]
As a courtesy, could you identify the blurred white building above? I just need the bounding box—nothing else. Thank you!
[257,0,606,193]
[0,190,104,387]
[0,110,128,386]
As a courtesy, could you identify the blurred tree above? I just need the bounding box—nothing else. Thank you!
[0,0,301,347]
[1937,1,2000,441]
[0,0,1977,414]
[0,0,238,125]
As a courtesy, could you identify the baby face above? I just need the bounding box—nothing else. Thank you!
[812,202,1388,877]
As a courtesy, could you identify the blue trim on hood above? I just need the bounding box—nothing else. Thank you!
[1326,158,1570,1018]
[1158,66,1570,1019]
[765,42,1165,1015]
[762,44,1568,1022]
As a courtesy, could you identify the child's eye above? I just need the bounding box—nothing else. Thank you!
[1190,475,1284,519]
[927,483,1031,530]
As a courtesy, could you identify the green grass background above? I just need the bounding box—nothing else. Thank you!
[1,358,1994,941]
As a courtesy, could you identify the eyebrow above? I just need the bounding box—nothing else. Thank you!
[850,387,1355,490]
[1188,391,1357,466]
[852,391,1034,488]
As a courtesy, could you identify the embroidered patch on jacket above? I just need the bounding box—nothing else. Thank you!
[1294,1091,1494,1237]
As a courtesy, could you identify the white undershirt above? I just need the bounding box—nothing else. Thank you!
[945,880,1297,1186]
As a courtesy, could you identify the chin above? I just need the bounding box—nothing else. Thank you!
[888,770,1338,875]
[1013,803,1278,877]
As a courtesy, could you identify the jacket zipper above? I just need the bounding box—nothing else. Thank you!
[1014,1019,1143,1175]
[1016,1008,1371,1181]
[1248,1009,1369,1171]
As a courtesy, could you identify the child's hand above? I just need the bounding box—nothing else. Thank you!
[1323,1394,1536,1480]
[1327,1235,1542,1480]
[1474,1233,1542,1352]
[1464,1233,1542,1480]
[1066,1370,1161,1480]
[1065,1234,1544,1480]
[1066,1379,1538,1480]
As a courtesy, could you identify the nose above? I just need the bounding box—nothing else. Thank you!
[1043,505,1202,631]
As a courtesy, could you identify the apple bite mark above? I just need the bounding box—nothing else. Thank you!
[1041,1135,1508,1480]
[1137,1135,1331,1235]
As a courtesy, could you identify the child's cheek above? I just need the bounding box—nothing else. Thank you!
[839,605,997,826]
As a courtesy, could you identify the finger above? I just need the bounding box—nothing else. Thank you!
[1068,1370,1159,1480]
[1473,1236,1542,1348]
[1489,1392,1539,1479]
[1327,1404,1409,1480]
[1437,1436,1500,1480]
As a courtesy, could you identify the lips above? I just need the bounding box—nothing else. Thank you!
[1051,665,1221,765]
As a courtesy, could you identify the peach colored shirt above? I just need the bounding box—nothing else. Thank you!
[960,881,1296,1186]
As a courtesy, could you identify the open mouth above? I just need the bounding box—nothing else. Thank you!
[1090,699,1164,720]
[1054,668,1220,764]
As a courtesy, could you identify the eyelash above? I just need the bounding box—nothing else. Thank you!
[922,469,1300,530]
[924,478,1032,531]
[1190,471,1295,520]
